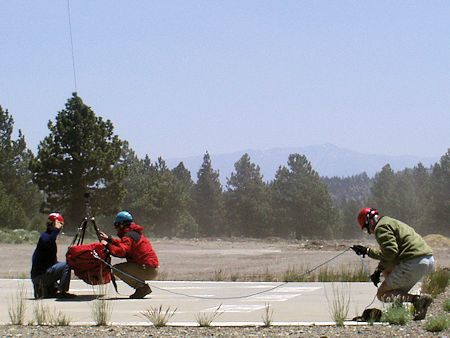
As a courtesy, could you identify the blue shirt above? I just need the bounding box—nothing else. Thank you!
[30,228,60,279]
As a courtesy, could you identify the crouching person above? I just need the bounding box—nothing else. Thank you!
[31,213,75,299]
[352,208,435,320]
[99,211,159,299]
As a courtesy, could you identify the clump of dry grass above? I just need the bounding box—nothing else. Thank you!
[8,281,27,325]
[213,269,226,281]
[50,310,72,326]
[90,284,113,326]
[261,303,274,327]
[138,305,177,327]
[195,304,223,327]
[32,300,49,325]
[325,282,351,326]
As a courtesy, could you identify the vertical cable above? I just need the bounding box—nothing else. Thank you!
[67,0,78,93]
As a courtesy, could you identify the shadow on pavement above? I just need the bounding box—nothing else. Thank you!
[55,294,99,302]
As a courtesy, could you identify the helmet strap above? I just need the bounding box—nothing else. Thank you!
[365,208,378,234]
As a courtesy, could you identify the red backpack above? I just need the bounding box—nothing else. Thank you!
[66,242,112,285]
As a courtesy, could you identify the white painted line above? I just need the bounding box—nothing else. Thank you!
[189,294,216,297]
[158,286,208,290]
[275,287,322,292]
[245,293,300,301]
[203,304,267,313]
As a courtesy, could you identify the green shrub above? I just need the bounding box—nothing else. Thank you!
[423,314,450,332]
[444,299,450,312]
[421,267,450,297]
[381,300,413,325]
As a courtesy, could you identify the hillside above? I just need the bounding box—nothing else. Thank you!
[166,144,438,184]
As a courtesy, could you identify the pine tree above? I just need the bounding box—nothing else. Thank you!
[171,162,198,237]
[0,105,41,228]
[193,152,224,236]
[225,153,270,237]
[270,154,335,239]
[427,149,450,235]
[368,164,397,215]
[122,155,197,237]
[30,93,126,231]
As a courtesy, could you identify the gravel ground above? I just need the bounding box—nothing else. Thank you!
[0,289,448,337]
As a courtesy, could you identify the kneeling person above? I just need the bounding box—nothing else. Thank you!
[352,208,435,320]
[100,211,159,299]
[31,213,75,299]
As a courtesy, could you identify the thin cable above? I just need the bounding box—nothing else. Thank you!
[93,247,353,300]
[151,281,289,300]
[364,293,378,310]
[67,0,78,92]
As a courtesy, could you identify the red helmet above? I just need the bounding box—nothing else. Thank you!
[48,212,64,223]
[357,208,378,230]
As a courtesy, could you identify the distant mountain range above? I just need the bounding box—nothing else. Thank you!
[166,144,440,184]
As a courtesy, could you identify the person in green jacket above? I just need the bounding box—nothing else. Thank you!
[351,207,435,320]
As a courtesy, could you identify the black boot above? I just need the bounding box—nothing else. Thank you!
[129,284,152,299]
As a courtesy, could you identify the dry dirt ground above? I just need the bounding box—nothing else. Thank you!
[1,235,449,280]
[0,235,449,337]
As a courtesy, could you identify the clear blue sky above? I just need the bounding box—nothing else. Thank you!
[1,1,449,160]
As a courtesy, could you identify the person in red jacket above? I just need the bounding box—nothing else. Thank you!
[99,211,159,299]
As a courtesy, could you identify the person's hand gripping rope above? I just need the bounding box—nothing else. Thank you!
[351,244,368,258]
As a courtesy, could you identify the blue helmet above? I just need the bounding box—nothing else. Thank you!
[114,211,133,226]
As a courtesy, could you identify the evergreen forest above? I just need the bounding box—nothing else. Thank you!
[1,94,449,238]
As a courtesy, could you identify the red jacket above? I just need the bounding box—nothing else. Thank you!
[108,223,159,268]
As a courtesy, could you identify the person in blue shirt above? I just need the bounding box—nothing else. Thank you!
[31,213,75,299]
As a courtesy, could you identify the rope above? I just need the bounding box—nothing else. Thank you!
[67,0,78,92]
[152,281,289,300]
[364,293,378,310]
[92,247,353,300]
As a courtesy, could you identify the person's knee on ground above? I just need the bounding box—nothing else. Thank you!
[376,281,415,303]
[377,280,432,320]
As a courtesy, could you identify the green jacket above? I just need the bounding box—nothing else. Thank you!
[367,216,433,270]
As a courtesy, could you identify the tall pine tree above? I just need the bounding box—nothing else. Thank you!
[0,105,41,228]
[30,93,126,231]
[225,153,270,237]
[427,149,450,235]
[193,152,224,236]
[270,154,335,239]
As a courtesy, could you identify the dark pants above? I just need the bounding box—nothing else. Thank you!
[32,262,71,298]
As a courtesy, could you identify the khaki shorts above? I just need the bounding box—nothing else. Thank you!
[385,255,435,292]
[113,262,158,289]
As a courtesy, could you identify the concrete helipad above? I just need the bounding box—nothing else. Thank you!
[0,279,383,325]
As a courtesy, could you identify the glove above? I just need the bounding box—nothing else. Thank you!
[351,245,368,258]
[370,268,382,287]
